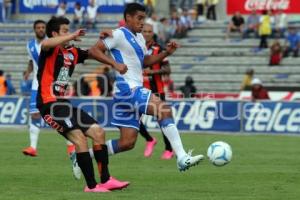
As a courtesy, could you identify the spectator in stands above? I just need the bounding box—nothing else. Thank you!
[283,26,300,58]
[56,1,67,17]
[196,0,205,22]
[84,74,101,96]
[20,71,32,96]
[0,70,7,96]
[269,40,282,66]
[226,11,245,39]
[170,11,185,38]
[273,9,287,38]
[4,0,13,22]
[180,76,197,98]
[259,10,272,49]
[5,73,15,95]
[240,68,254,90]
[86,0,98,29]
[179,0,194,10]
[75,76,90,96]
[158,17,172,46]
[73,2,85,28]
[251,78,270,101]
[144,0,156,16]
[180,8,194,30]
[146,12,159,35]
[169,0,178,12]
[243,10,259,38]
[93,65,113,97]
[206,0,219,21]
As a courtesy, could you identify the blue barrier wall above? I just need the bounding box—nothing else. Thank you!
[243,102,300,134]
[1,97,299,134]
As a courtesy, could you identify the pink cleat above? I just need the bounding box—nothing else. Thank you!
[22,147,37,157]
[161,150,174,160]
[98,177,130,190]
[144,138,157,157]
[84,185,110,193]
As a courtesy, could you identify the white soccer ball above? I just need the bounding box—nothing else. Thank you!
[207,141,232,166]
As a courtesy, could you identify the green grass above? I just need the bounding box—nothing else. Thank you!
[0,129,300,200]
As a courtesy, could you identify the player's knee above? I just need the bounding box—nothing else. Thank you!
[72,133,88,147]
[159,104,172,119]
[87,124,105,143]
[119,138,136,151]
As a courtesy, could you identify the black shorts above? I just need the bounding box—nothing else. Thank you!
[38,101,97,138]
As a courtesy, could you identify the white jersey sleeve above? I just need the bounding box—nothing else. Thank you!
[102,29,123,50]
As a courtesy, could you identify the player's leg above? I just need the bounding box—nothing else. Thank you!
[40,102,107,192]
[146,94,204,171]
[106,127,138,155]
[65,129,109,192]
[23,90,40,157]
[140,121,157,157]
[158,94,173,160]
[78,108,129,190]
[66,140,81,180]
[108,91,140,155]
[161,133,173,160]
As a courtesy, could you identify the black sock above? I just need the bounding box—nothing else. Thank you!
[139,122,153,142]
[76,152,97,189]
[162,133,172,151]
[93,144,110,183]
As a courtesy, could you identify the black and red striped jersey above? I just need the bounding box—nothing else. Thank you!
[37,45,88,107]
[143,42,169,94]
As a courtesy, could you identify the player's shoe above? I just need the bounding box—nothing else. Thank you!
[84,185,110,193]
[22,147,37,157]
[98,177,130,190]
[70,151,81,180]
[177,150,204,172]
[161,150,174,160]
[144,138,157,157]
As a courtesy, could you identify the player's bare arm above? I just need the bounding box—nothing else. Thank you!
[144,41,179,66]
[99,29,113,39]
[144,64,171,76]
[88,40,128,74]
[41,29,85,51]
[24,60,33,80]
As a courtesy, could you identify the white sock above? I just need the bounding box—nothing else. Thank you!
[105,140,116,155]
[161,124,186,160]
[66,140,73,146]
[29,123,40,149]
[89,148,94,158]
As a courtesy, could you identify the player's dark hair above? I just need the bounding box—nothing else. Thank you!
[124,3,146,21]
[0,70,3,76]
[46,16,70,38]
[33,20,46,29]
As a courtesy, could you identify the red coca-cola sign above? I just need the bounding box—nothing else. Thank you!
[227,0,300,14]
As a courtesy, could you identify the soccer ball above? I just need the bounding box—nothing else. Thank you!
[207,141,232,166]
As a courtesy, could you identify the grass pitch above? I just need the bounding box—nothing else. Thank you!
[0,129,299,200]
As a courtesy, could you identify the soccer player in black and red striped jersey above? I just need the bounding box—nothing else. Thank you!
[36,16,128,192]
[141,23,174,159]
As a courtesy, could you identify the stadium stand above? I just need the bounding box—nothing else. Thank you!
[0,20,300,94]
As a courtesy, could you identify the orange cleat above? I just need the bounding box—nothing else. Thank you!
[22,147,37,157]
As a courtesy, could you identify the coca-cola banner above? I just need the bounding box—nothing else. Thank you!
[227,0,300,14]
